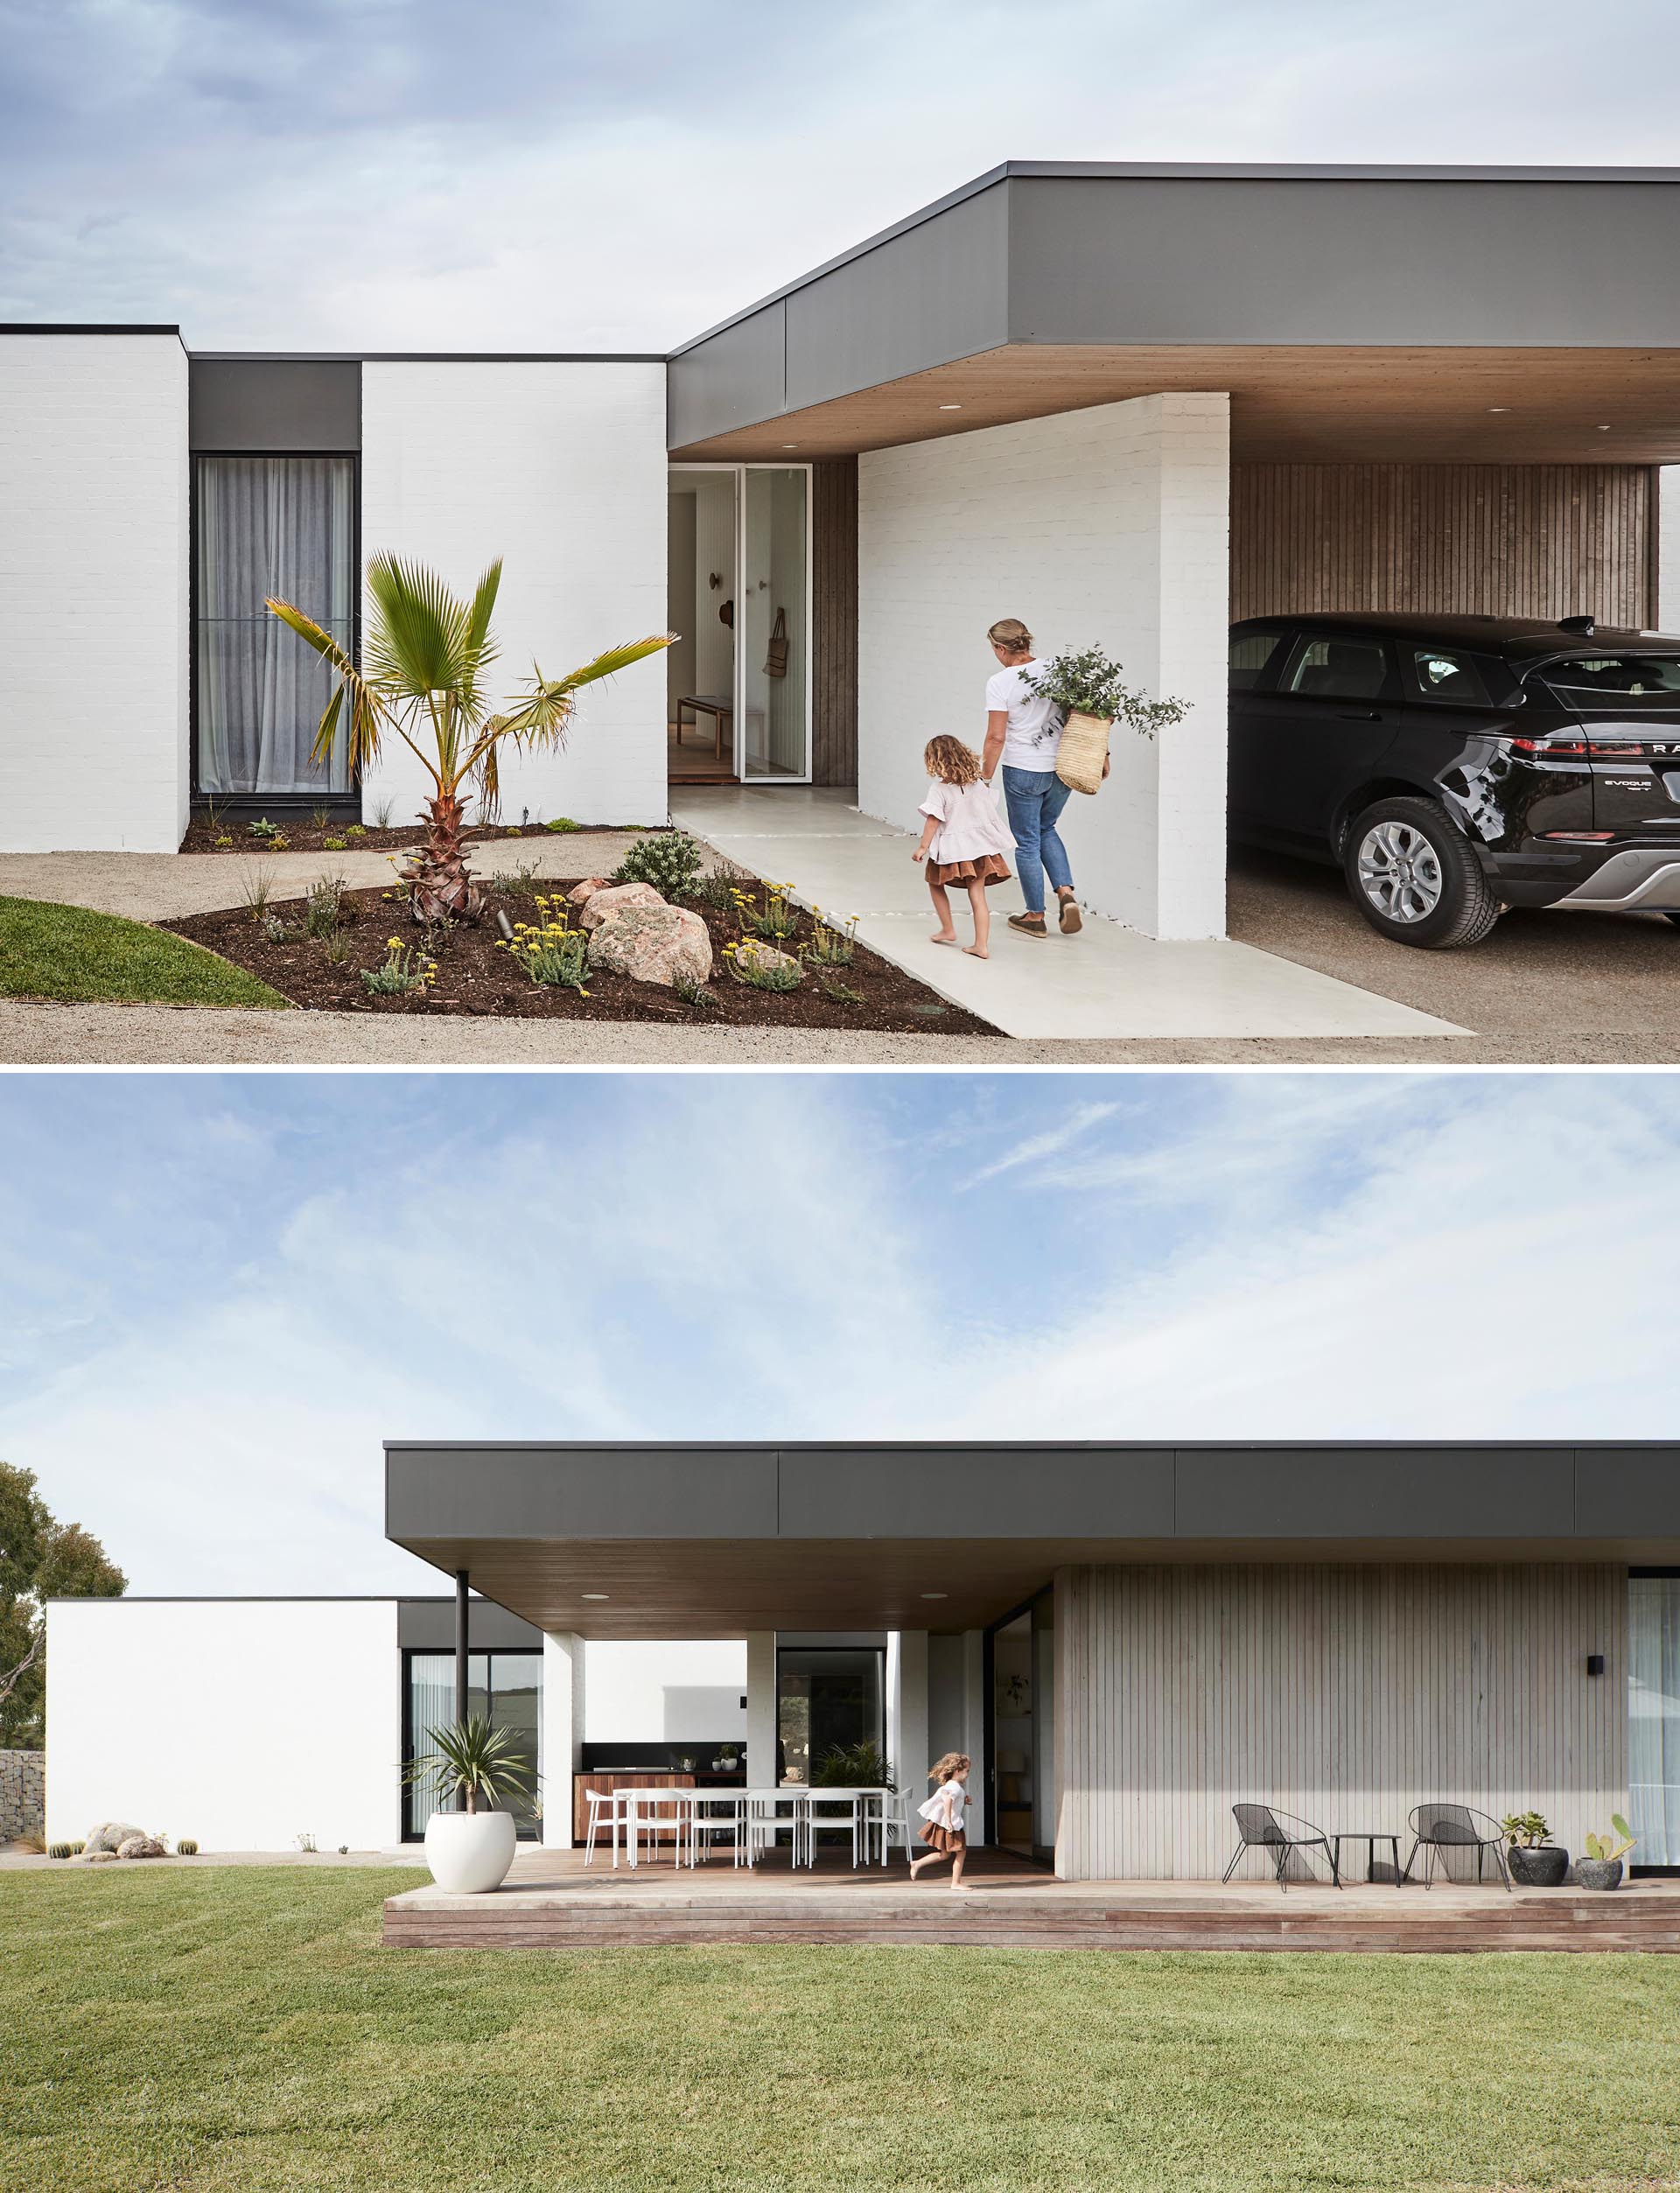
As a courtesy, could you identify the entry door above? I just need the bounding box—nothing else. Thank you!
[739,466,811,781]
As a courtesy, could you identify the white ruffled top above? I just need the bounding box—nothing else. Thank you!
[917,1777,970,1828]
[918,778,1016,865]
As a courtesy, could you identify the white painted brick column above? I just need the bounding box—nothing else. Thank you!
[745,1631,777,1794]
[858,391,1231,937]
[886,1629,929,1796]
[541,1631,585,1848]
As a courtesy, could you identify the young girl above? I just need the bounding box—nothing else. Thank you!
[913,737,1015,960]
[907,1751,972,1888]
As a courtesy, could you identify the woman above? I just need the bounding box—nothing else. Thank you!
[979,616,1105,940]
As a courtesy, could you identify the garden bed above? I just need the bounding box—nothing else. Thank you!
[178,814,653,856]
[162,880,998,1034]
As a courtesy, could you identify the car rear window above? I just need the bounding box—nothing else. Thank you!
[1407,648,1494,707]
[1539,655,1680,708]
[1282,634,1390,702]
[1229,629,1286,692]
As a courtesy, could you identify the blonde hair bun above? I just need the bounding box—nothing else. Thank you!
[987,617,1033,655]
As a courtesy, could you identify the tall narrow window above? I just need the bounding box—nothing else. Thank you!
[1630,1575,1680,1867]
[195,456,354,794]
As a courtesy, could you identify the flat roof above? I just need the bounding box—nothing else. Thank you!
[385,1441,1680,1637]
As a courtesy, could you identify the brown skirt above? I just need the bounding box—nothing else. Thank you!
[926,853,1012,888]
[919,1823,966,1853]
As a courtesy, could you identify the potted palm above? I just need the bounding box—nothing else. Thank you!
[1501,1810,1570,1887]
[1578,1817,1637,1890]
[1020,646,1189,796]
[269,557,671,921]
[403,1714,535,1894]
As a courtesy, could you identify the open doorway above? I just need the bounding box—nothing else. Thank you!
[988,1589,1054,1862]
[667,464,811,786]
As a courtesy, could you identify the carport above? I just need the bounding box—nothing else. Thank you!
[668,163,1680,940]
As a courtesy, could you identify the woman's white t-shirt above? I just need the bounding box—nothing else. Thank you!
[987,659,1062,770]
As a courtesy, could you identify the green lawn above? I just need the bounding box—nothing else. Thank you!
[0,896,287,1007]
[4,1869,1679,2193]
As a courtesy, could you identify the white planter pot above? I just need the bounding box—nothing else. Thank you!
[424,1809,517,1894]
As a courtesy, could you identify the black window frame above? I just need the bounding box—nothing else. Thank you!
[189,449,361,808]
[1629,1566,1680,1878]
[400,1643,542,1842]
[774,1643,886,1787]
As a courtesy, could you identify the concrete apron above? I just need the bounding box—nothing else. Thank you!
[671,788,1462,1043]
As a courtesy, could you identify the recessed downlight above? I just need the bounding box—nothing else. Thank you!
[1488,406,1510,413]
[920,1591,948,1600]
[581,1592,609,1601]
[938,403,962,411]
[782,443,799,449]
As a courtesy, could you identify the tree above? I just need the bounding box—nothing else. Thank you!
[269,556,673,921]
[0,1462,125,1748]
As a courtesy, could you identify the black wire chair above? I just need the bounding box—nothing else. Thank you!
[1402,1803,1511,1891]
[1222,1803,1342,1891]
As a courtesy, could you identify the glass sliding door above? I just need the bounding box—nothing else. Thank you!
[776,1646,885,1785]
[403,1650,543,1840]
[989,1588,1054,1862]
[741,466,810,781]
[1630,1573,1680,1868]
[195,454,355,795]
[666,466,738,782]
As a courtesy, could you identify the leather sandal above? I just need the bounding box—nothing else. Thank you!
[1007,913,1048,939]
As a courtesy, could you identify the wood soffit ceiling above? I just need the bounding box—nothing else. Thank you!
[668,344,1680,466]
[396,1535,1680,1639]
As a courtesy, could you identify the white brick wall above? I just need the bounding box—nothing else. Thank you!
[0,335,189,851]
[858,394,1231,937]
[358,362,669,830]
[1661,467,1680,632]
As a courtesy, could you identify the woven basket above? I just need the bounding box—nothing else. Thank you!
[1056,710,1110,795]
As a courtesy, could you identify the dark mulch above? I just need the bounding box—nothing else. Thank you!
[178,816,650,856]
[161,882,1000,1034]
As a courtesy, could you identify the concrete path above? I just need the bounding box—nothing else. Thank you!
[670,788,1460,1043]
[0,832,662,921]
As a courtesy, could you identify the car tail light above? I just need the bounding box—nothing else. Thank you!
[1508,736,1588,755]
[1507,736,1662,757]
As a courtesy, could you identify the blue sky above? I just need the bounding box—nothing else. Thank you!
[4,0,1677,345]
[4,1069,1680,1597]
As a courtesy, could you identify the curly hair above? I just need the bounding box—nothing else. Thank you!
[924,734,982,787]
[928,1752,971,1785]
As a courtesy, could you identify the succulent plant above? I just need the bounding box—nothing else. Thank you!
[47,1841,74,1860]
[175,1838,200,1856]
[1583,1815,1636,1865]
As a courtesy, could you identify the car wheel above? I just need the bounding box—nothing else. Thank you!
[1343,796,1500,950]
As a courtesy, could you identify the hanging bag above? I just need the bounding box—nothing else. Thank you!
[1056,710,1110,796]
[764,606,788,679]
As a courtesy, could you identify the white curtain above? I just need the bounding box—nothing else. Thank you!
[406,1653,458,1838]
[196,457,354,794]
[1628,1577,1680,1866]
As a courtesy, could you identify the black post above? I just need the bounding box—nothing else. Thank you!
[454,1568,469,1810]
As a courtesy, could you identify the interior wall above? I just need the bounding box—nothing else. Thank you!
[582,1639,746,1743]
[1231,463,1657,626]
[666,490,697,716]
[1055,1563,1628,1882]
[689,470,736,705]
[1660,466,1680,630]
[858,393,1231,938]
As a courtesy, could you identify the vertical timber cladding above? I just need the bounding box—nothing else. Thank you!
[1230,465,1657,626]
[811,458,858,785]
[1054,1564,1628,1881]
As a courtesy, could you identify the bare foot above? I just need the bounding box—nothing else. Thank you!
[929,932,958,947]
[963,945,988,958]
[950,1881,972,1891]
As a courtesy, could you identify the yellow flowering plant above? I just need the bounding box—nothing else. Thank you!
[361,937,438,998]
[497,893,590,993]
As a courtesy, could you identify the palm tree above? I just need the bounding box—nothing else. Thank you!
[269,556,672,921]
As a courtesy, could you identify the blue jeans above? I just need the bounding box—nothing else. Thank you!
[1002,766,1074,916]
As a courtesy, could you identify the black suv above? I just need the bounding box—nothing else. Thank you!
[1228,613,1680,948]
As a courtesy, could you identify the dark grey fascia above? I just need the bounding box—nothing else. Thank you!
[384,1440,1680,1551]
[396,1597,542,1650]
[667,164,1680,448]
[189,358,360,452]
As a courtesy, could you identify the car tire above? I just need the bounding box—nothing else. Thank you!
[1343,796,1500,950]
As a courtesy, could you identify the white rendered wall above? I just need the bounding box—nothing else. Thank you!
[542,1630,584,1848]
[46,1600,400,1852]
[858,394,1231,937]
[1662,468,1680,631]
[582,1638,746,1744]
[0,335,189,851]
[358,361,669,830]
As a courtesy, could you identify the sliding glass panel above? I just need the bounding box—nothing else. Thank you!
[740,466,808,781]
[196,455,354,795]
[992,1611,1033,1856]
[777,1648,884,1784]
[404,1650,544,1840]
[1630,1576,1680,1867]
[404,1651,457,1839]
[487,1651,543,1840]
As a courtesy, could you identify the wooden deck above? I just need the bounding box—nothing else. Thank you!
[384,1846,1680,1952]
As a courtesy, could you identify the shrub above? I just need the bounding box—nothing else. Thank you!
[490,865,541,900]
[247,816,284,841]
[688,869,741,913]
[361,938,437,997]
[725,939,802,991]
[213,835,234,849]
[612,831,704,901]
[344,823,368,841]
[546,816,579,833]
[322,835,348,852]
[304,874,348,938]
[176,1838,200,1856]
[674,972,718,1011]
[499,899,589,991]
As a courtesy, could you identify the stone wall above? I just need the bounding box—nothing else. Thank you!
[0,1748,45,1842]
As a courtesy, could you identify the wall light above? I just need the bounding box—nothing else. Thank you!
[1586,1652,1606,1677]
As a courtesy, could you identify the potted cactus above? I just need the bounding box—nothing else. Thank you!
[1501,1810,1570,1887]
[402,1714,535,1894]
[1578,1816,1636,1890]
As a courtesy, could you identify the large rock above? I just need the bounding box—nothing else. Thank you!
[85,1820,145,1854]
[566,878,609,907]
[578,880,664,931]
[116,1834,166,1859]
[586,904,711,988]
